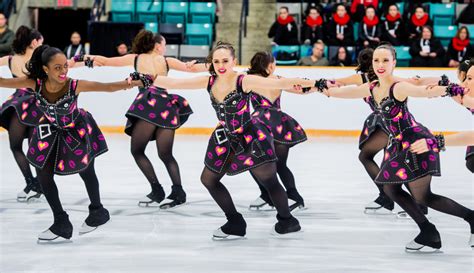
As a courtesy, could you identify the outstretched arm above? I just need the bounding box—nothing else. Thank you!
[91,54,136,67]
[333,74,363,86]
[410,131,474,154]
[242,75,315,92]
[166,57,209,73]
[0,77,36,90]
[394,76,441,86]
[393,81,462,100]
[154,75,209,90]
[325,82,371,99]
[76,78,143,94]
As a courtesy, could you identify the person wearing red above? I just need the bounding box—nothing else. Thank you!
[446,26,472,68]
[407,6,432,40]
[326,4,354,47]
[268,6,299,46]
[358,6,381,49]
[301,7,324,45]
[382,4,406,46]
[350,0,378,22]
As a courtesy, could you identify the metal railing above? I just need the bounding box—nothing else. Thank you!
[238,0,249,63]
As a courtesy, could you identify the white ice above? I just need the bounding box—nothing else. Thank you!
[0,134,473,272]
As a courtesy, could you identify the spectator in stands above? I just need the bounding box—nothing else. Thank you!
[381,4,406,46]
[407,6,432,40]
[64,31,85,59]
[446,26,473,68]
[379,0,399,17]
[409,26,444,67]
[0,13,13,57]
[456,3,474,25]
[268,6,299,45]
[358,6,381,49]
[350,0,378,22]
[297,40,329,66]
[301,7,324,45]
[326,4,354,47]
[329,46,352,66]
[116,41,129,56]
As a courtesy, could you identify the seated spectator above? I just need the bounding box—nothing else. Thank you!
[64,31,85,59]
[268,6,299,45]
[301,7,324,45]
[409,26,444,67]
[326,4,354,47]
[446,26,473,68]
[350,0,378,22]
[358,6,381,49]
[115,41,129,56]
[381,4,406,46]
[0,13,13,57]
[329,46,352,66]
[407,6,432,40]
[297,41,329,66]
[379,0,399,17]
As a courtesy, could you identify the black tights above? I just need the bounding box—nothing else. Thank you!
[466,156,474,173]
[383,175,472,228]
[201,160,291,218]
[8,114,35,182]
[130,120,182,189]
[358,129,389,196]
[38,153,102,218]
[252,143,297,197]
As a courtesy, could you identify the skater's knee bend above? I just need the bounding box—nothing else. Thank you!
[382,184,401,199]
[9,139,23,152]
[158,150,174,163]
[130,145,146,157]
[358,150,375,163]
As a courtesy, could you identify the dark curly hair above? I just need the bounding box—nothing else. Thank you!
[458,58,474,82]
[132,30,164,54]
[356,48,376,81]
[12,25,42,55]
[205,41,236,76]
[247,51,275,78]
[26,45,64,80]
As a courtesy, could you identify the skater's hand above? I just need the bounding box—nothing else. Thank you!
[185,60,197,69]
[410,139,430,154]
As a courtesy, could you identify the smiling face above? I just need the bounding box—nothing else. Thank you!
[372,48,396,79]
[421,27,432,40]
[43,53,68,84]
[212,48,236,76]
[463,67,474,91]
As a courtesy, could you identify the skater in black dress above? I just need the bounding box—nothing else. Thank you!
[321,44,474,252]
[0,26,44,201]
[246,52,307,211]
[86,30,208,209]
[150,42,327,239]
[0,45,152,242]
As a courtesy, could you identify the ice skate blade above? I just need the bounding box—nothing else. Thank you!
[397,211,430,220]
[271,229,303,239]
[16,197,26,203]
[212,228,246,241]
[138,200,161,208]
[405,241,441,253]
[78,223,99,236]
[249,204,276,211]
[37,230,72,244]
[27,194,43,203]
[159,199,186,210]
[289,202,306,212]
[364,207,394,215]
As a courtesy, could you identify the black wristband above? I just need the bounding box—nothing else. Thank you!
[434,134,446,151]
[438,74,449,86]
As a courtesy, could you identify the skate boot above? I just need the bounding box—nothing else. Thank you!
[213,213,247,240]
[38,212,73,243]
[159,185,186,209]
[79,205,110,235]
[364,194,394,215]
[138,183,165,207]
[463,211,474,248]
[287,188,305,211]
[17,177,43,203]
[405,222,441,253]
[249,192,275,211]
[273,214,301,236]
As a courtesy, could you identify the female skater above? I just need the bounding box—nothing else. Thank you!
[150,42,326,239]
[0,26,44,202]
[86,31,208,209]
[321,44,474,251]
[246,52,307,211]
[334,48,439,215]
[0,45,151,242]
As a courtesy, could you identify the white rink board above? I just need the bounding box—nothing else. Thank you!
[0,66,471,131]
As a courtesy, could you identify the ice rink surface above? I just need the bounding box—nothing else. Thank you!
[0,134,472,272]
